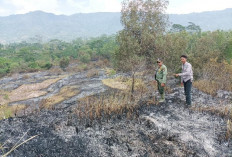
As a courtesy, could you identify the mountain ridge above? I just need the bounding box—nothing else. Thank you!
[0,8,231,43]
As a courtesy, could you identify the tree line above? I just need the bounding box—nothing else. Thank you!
[0,35,117,77]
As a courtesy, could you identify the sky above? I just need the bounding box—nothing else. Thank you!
[0,0,231,16]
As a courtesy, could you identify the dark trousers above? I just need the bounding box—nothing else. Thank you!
[183,80,192,105]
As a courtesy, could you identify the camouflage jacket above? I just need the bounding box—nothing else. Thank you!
[155,64,167,84]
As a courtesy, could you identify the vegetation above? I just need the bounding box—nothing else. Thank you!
[0,35,117,77]
[0,30,231,95]
[1,4,232,157]
[114,0,168,97]
[157,30,232,94]
[74,88,152,125]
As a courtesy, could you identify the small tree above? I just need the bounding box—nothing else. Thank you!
[186,22,201,34]
[119,0,168,66]
[170,24,186,33]
[115,0,168,97]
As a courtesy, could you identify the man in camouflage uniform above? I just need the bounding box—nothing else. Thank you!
[155,58,167,103]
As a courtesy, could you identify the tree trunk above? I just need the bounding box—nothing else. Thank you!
[131,72,135,101]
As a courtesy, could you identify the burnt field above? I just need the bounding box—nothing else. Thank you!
[0,68,231,157]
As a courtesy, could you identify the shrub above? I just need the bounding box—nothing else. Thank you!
[28,62,40,69]
[86,69,99,78]
[59,57,70,70]
[39,62,53,70]
[194,58,232,95]
[79,52,91,63]
[105,68,116,76]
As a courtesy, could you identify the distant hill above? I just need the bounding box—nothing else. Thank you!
[169,8,232,31]
[0,8,231,43]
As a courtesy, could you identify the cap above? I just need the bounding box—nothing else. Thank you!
[157,58,162,62]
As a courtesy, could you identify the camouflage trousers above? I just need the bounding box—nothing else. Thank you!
[157,82,165,95]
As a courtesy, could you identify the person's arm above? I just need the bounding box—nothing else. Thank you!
[161,66,167,84]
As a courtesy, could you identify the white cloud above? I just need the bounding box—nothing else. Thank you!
[8,0,59,14]
[168,0,232,14]
[62,0,122,13]
[0,0,122,16]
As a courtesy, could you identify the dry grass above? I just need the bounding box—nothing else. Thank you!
[0,104,26,120]
[86,69,99,78]
[39,86,79,109]
[52,59,109,74]
[0,77,63,119]
[102,76,148,93]
[22,74,30,80]
[5,78,62,103]
[74,91,149,123]
[1,131,39,157]
[194,59,232,95]
[193,80,221,96]
[48,67,63,75]
[102,78,128,90]
[191,104,232,118]
[104,68,116,76]
[92,59,109,68]
[74,76,156,124]
[66,63,89,73]
[226,120,232,140]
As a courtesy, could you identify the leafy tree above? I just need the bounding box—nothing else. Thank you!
[170,24,186,33]
[118,0,168,67]
[0,57,11,76]
[17,47,36,62]
[115,0,168,96]
[186,22,201,34]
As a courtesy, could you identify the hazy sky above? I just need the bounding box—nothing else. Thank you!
[0,0,231,16]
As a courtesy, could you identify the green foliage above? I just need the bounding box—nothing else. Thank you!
[0,57,11,76]
[186,22,201,34]
[17,47,36,62]
[171,22,201,34]
[156,30,232,80]
[225,38,232,61]
[171,24,186,33]
[116,0,168,71]
[28,62,40,69]
[0,35,117,78]
[79,52,91,63]
[0,28,231,84]
[40,62,53,70]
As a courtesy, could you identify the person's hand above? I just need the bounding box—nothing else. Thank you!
[161,83,165,87]
[181,82,183,86]
[175,74,179,77]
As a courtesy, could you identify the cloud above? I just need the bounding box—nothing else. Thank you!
[168,0,232,14]
[0,0,122,16]
[56,0,122,14]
